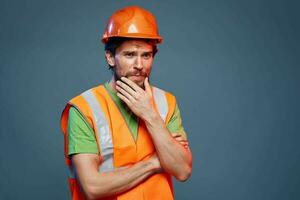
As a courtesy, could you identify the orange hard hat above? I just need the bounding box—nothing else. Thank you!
[101,6,163,44]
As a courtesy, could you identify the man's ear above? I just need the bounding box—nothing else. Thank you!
[105,51,115,67]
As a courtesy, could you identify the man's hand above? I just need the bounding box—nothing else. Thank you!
[116,77,156,121]
[172,134,189,149]
[148,153,163,173]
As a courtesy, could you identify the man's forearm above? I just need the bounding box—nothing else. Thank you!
[144,112,192,181]
[73,154,159,200]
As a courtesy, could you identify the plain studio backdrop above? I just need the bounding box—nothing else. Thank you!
[0,0,299,199]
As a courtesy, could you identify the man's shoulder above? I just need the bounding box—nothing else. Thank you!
[69,84,106,102]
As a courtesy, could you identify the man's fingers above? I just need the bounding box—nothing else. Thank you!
[180,141,189,146]
[173,135,187,142]
[116,85,136,102]
[178,140,188,144]
[175,137,187,142]
[172,134,182,138]
[172,134,189,148]
[116,80,137,97]
[116,92,131,106]
[120,77,143,92]
[144,77,152,94]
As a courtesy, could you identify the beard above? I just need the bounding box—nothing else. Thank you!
[113,70,149,89]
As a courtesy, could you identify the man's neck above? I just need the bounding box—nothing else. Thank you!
[109,76,117,92]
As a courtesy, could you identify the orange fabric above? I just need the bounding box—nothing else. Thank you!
[68,179,86,200]
[60,85,176,200]
[61,95,102,165]
[102,6,163,44]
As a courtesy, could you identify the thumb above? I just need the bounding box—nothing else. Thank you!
[144,77,152,94]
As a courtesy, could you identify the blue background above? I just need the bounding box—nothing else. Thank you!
[1,0,299,199]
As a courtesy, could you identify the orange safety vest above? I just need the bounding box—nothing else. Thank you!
[60,84,177,200]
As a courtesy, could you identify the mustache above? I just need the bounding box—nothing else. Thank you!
[126,71,148,77]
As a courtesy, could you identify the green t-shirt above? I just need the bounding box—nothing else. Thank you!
[68,83,187,156]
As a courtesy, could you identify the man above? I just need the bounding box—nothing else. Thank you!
[61,6,192,200]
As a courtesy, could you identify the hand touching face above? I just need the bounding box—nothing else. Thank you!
[116,77,155,121]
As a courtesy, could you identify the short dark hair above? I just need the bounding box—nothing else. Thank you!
[104,37,158,70]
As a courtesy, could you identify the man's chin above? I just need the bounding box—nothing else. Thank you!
[128,77,145,88]
[135,80,145,89]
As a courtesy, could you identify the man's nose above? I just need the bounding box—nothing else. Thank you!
[134,56,143,70]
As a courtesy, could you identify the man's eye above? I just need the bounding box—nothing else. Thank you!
[143,54,152,59]
[125,53,134,57]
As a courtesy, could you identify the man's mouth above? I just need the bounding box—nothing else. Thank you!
[132,74,144,77]
[127,72,147,78]
[130,74,145,79]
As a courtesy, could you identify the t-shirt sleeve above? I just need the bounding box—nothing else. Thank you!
[68,106,98,156]
[166,103,188,140]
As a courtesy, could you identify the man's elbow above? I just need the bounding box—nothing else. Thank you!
[83,180,112,200]
[84,185,99,200]
[175,165,192,182]
[177,151,192,182]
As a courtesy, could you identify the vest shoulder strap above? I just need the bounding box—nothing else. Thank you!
[81,87,114,172]
[152,86,177,124]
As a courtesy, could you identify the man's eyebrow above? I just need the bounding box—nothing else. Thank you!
[122,50,153,54]
[121,51,136,54]
[142,51,153,54]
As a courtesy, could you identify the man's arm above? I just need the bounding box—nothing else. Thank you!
[144,113,192,181]
[116,77,192,181]
[72,153,161,200]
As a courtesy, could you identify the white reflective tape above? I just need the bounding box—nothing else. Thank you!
[153,87,168,122]
[82,89,114,172]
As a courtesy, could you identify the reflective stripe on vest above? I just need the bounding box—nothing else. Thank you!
[68,87,168,176]
[82,89,114,172]
[153,87,168,122]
